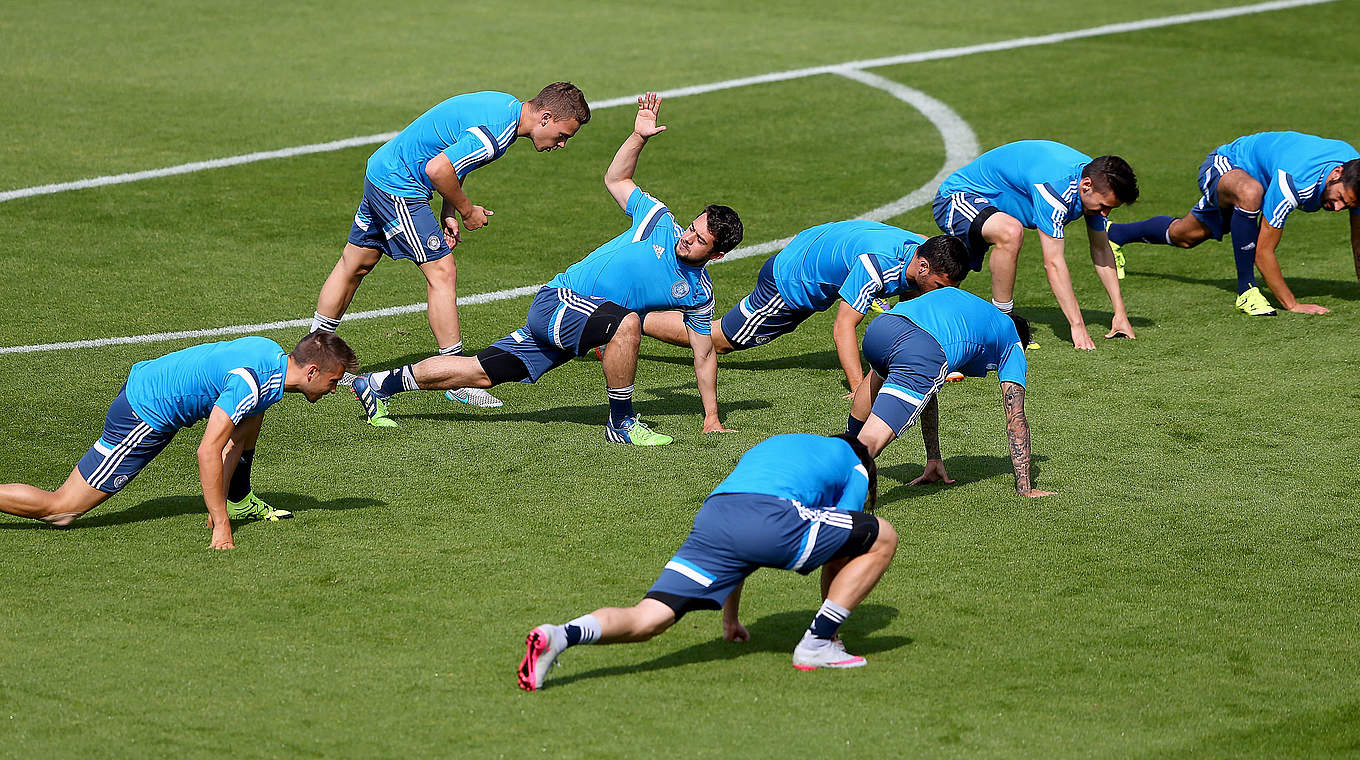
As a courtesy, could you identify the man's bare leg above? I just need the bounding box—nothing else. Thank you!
[314,244,382,331]
[0,467,112,527]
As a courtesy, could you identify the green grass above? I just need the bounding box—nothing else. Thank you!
[4,0,1360,757]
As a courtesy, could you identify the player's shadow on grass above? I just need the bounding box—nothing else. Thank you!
[1016,306,1155,346]
[0,492,382,530]
[636,348,843,373]
[400,385,771,426]
[548,604,909,689]
[1129,271,1360,301]
[878,455,1047,502]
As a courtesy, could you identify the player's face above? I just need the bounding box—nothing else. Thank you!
[301,364,347,403]
[677,213,718,264]
[530,117,582,152]
[1079,178,1122,217]
[1321,172,1358,211]
[915,266,955,292]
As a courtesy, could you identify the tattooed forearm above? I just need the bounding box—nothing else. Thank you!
[920,395,941,460]
[1001,381,1031,494]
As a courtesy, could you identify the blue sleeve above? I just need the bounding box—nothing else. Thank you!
[214,370,262,425]
[1263,170,1300,228]
[682,297,714,335]
[834,465,870,513]
[837,253,884,313]
[995,342,1028,387]
[1031,183,1069,238]
[1086,213,1109,232]
[442,127,500,180]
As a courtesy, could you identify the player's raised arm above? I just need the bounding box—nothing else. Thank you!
[604,92,667,210]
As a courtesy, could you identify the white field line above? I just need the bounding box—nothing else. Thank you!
[0,0,1335,356]
[0,0,1333,206]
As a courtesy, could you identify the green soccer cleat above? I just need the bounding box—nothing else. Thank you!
[352,374,398,427]
[227,492,292,521]
[1109,239,1126,280]
[1236,286,1278,317]
[867,297,891,315]
[604,415,673,446]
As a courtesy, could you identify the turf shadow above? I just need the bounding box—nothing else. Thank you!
[397,390,771,426]
[877,454,1047,503]
[636,348,843,372]
[0,492,383,530]
[546,603,909,689]
[1009,305,1155,346]
[1129,270,1360,301]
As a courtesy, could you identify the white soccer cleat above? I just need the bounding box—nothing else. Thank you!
[518,625,566,691]
[446,387,504,408]
[792,635,867,671]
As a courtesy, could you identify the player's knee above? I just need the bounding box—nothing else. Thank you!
[1236,182,1264,212]
[611,312,641,344]
[989,219,1024,252]
[872,517,899,556]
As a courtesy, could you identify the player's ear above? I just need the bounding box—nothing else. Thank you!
[539,110,553,126]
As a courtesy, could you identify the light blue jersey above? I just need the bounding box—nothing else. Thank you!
[547,188,715,333]
[124,337,288,432]
[771,221,925,313]
[938,140,1105,238]
[365,91,522,198]
[710,434,870,513]
[1214,132,1360,228]
[888,288,1026,386]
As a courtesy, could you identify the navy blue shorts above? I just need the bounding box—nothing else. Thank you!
[1189,151,1237,241]
[861,314,949,435]
[718,256,815,349]
[645,493,870,613]
[76,387,177,494]
[488,287,622,382]
[932,190,997,271]
[347,178,452,264]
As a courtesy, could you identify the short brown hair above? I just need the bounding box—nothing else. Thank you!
[1083,155,1139,204]
[292,332,358,373]
[529,82,590,125]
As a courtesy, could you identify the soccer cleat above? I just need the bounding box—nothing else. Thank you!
[1025,340,1041,350]
[1236,286,1278,316]
[351,374,398,427]
[227,492,292,521]
[445,387,504,408]
[867,297,891,315]
[792,636,867,670]
[944,371,965,382]
[605,415,673,446]
[1109,240,1126,279]
[518,625,566,691]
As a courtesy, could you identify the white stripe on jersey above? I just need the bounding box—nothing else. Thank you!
[1270,169,1299,227]
[1034,182,1068,236]
[495,122,516,150]
[632,201,667,242]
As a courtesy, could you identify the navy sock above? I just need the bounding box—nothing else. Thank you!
[847,415,865,436]
[808,599,851,639]
[1229,207,1261,294]
[1108,216,1175,246]
[227,449,254,502]
[562,615,601,647]
[607,386,634,428]
[373,365,417,397]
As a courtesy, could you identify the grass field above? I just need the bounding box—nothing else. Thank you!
[3,0,1360,757]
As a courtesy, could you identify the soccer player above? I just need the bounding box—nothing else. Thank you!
[848,287,1053,498]
[640,222,972,394]
[933,140,1140,349]
[517,432,897,690]
[1107,131,1360,316]
[0,333,358,549]
[311,82,590,408]
[349,92,743,445]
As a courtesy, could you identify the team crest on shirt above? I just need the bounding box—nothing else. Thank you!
[653,244,665,259]
[671,280,690,298]
[427,234,442,250]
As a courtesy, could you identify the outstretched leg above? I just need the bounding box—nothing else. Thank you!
[0,467,112,527]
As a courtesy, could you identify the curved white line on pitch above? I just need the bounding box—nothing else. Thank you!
[0,70,976,356]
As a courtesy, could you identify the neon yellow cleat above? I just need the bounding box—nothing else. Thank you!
[1235,286,1278,317]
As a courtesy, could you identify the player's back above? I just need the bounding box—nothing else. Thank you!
[125,337,287,432]
[774,221,922,309]
[1221,131,1360,183]
[889,288,1023,381]
[366,91,521,198]
[943,140,1089,196]
[710,434,868,511]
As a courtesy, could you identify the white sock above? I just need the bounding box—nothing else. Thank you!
[991,298,1014,314]
[438,342,464,357]
[310,312,341,333]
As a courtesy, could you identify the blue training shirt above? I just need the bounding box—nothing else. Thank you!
[938,140,1106,238]
[1215,131,1360,229]
[547,187,715,333]
[365,91,522,198]
[772,220,926,313]
[124,337,289,433]
[710,434,870,513]
[888,288,1027,386]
